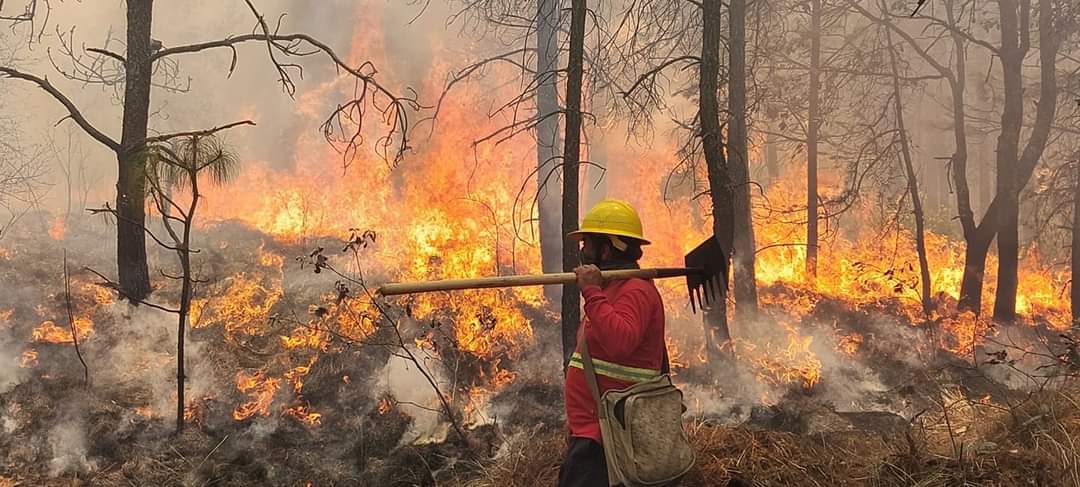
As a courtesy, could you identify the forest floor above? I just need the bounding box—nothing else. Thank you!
[1,217,1077,486]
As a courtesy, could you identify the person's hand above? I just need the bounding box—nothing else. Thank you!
[574,264,603,288]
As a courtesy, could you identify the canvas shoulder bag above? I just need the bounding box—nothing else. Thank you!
[579,333,695,487]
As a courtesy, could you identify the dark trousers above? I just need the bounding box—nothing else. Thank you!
[558,437,612,487]
[557,437,683,487]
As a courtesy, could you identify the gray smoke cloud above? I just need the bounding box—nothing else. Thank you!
[46,412,95,476]
[374,347,449,445]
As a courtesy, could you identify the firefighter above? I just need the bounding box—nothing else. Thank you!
[558,199,668,487]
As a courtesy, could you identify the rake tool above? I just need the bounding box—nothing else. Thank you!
[376,237,728,313]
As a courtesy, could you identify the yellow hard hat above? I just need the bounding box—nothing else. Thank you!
[567,199,651,245]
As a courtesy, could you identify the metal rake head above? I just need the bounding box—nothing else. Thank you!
[683,237,729,314]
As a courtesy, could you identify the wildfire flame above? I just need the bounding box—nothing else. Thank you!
[377,397,393,415]
[19,350,37,368]
[838,334,863,356]
[191,272,283,337]
[284,404,322,425]
[234,370,281,421]
[31,318,94,344]
[47,216,65,241]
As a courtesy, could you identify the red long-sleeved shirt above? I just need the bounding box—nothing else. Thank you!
[564,277,666,443]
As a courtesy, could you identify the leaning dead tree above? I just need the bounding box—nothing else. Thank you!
[884,22,933,318]
[0,0,417,302]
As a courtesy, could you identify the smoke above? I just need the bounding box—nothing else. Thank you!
[46,411,95,476]
[373,347,449,445]
[87,301,217,419]
[0,334,28,395]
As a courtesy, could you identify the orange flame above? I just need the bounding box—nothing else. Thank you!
[377,397,393,415]
[47,216,65,241]
[191,272,282,337]
[838,334,863,356]
[284,404,322,425]
[19,350,38,368]
[233,370,281,421]
[31,318,93,344]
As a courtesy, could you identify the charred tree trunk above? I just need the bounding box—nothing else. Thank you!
[728,0,758,319]
[701,0,733,361]
[537,0,563,304]
[993,0,1057,323]
[560,0,587,367]
[175,155,199,433]
[938,0,988,313]
[886,27,933,316]
[805,0,821,282]
[176,244,190,432]
[991,0,1025,322]
[117,0,154,302]
[1072,158,1080,329]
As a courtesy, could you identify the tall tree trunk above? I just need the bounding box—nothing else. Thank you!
[560,0,586,367]
[805,0,821,282]
[175,154,199,433]
[940,0,989,313]
[537,0,563,304]
[764,104,779,187]
[701,0,733,362]
[977,139,992,215]
[1072,158,1080,329]
[992,0,1025,322]
[993,0,1057,322]
[728,0,758,319]
[886,26,933,316]
[117,0,154,302]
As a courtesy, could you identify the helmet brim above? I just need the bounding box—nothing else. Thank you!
[566,230,651,246]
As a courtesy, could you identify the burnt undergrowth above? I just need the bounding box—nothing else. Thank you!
[2,218,1078,486]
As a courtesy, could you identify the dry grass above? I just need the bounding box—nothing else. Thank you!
[453,426,564,487]
[453,387,1080,487]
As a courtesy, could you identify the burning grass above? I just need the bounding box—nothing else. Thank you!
[1,206,1077,485]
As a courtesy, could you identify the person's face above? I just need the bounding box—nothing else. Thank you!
[578,236,610,265]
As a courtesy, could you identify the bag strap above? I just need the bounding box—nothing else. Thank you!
[578,326,672,419]
[577,328,606,419]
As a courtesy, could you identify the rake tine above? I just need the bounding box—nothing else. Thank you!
[703,279,712,306]
[689,290,697,314]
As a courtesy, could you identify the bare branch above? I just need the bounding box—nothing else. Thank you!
[83,267,181,314]
[86,203,185,252]
[147,120,256,144]
[153,28,417,166]
[86,47,125,64]
[0,67,120,152]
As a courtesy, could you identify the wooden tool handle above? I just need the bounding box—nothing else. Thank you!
[376,267,695,296]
